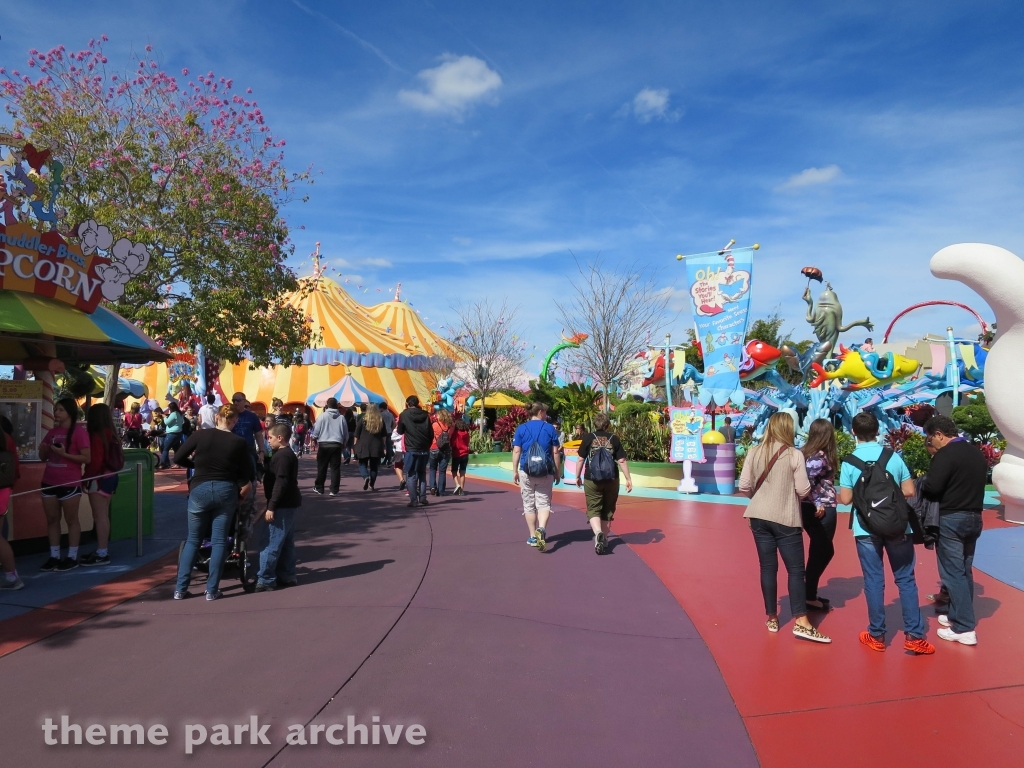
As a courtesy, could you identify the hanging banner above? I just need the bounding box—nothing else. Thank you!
[684,246,755,407]
[668,407,705,463]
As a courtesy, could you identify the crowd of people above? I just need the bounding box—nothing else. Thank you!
[0,385,993,655]
[739,410,989,650]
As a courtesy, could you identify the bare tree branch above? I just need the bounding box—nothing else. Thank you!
[556,255,669,412]
[447,299,528,433]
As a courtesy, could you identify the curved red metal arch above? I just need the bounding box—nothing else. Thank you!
[882,301,990,343]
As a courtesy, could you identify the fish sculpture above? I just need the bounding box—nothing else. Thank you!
[809,346,920,390]
[739,340,782,381]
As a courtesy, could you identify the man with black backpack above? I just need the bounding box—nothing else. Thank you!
[839,412,935,655]
[512,403,562,552]
[575,413,632,555]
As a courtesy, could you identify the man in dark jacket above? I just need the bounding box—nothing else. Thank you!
[398,395,433,507]
[921,414,989,646]
[258,424,301,591]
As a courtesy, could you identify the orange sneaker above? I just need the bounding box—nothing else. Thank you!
[904,636,936,655]
[859,631,885,652]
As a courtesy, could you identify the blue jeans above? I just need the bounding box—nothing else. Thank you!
[259,507,297,586]
[937,511,983,633]
[176,480,237,594]
[856,534,925,638]
[405,451,429,504]
[749,518,806,617]
[161,432,183,468]
[428,449,450,494]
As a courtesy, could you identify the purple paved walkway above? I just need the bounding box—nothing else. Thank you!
[0,462,756,767]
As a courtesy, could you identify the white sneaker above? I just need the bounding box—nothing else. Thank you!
[937,626,977,646]
[937,614,951,628]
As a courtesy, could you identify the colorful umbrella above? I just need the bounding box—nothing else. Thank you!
[0,291,169,365]
[306,374,386,408]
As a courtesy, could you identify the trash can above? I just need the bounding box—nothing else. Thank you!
[109,449,155,541]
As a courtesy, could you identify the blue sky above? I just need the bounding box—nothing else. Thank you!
[2,1,1023,372]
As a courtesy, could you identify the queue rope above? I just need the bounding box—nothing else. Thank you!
[7,466,147,499]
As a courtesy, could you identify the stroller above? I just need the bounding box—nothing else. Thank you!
[178,489,260,593]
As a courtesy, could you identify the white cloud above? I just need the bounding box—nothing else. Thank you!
[776,164,843,191]
[398,55,502,117]
[359,257,392,268]
[452,236,473,246]
[623,88,680,123]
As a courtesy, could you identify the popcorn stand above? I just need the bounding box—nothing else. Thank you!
[0,137,169,542]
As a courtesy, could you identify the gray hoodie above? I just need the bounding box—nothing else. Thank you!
[311,408,349,445]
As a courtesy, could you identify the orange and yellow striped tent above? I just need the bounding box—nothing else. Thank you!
[365,300,460,358]
[123,276,454,410]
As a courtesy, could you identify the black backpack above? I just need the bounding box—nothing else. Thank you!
[587,434,617,482]
[843,448,911,539]
[435,426,451,451]
[0,426,16,489]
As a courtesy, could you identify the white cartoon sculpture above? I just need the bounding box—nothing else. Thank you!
[931,243,1024,523]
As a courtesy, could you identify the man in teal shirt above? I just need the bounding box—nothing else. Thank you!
[839,412,934,655]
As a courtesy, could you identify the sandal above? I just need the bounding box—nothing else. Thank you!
[766,618,779,633]
[806,598,831,612]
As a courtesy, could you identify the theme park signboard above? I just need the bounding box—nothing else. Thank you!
[0,136,151,314]
[684,246,755,407]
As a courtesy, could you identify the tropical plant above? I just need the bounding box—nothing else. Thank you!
[615,411,669,463]
[0,38,315,403]
[979,442,1003,470]
[883,424,918,452]
[553,383,602,431]
[469,429,493,454]
[491,406,528,451]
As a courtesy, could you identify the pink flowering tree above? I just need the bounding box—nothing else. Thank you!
[0,37,317,401]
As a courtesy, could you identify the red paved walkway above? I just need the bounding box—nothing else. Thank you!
[558,490,1024,768]
[0,464,756,767]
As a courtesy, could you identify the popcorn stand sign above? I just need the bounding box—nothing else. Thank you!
[0,137,167,542]
[0,135,151,311]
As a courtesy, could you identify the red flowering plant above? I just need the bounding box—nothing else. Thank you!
[492,407,528,451]
[0,37,317,397]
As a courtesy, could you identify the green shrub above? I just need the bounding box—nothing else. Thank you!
[900,431,931,477]
[615,412,669,463]
[613,399,658,422]
[836,430,856,463]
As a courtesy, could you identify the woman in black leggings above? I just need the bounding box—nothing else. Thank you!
[353,404,388,490]
[801,419,838,612]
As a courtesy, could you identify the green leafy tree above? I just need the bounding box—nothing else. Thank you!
[952,402,997,443]
[0,38,315,402]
